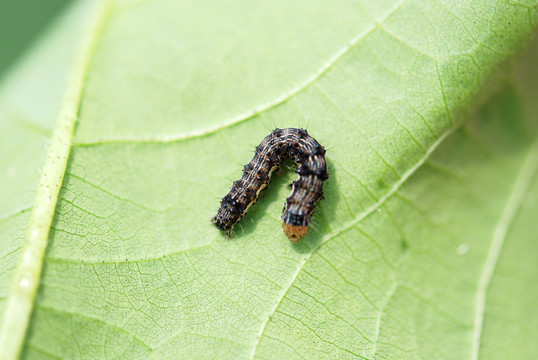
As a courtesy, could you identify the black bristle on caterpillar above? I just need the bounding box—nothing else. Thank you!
[212,128,328,241]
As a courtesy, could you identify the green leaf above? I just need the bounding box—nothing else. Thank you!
[1,0,537,359]
[0,0,74,77]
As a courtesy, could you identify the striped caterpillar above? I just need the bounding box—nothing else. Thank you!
[212,128,328,241]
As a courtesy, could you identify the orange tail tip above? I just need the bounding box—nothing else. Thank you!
[282,223,308,242]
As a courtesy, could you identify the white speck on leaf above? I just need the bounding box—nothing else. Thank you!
[8,166,17,178]
[457,244,469,255]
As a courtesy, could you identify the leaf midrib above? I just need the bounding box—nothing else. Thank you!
[0,1,110,359]
[2,1,534,358]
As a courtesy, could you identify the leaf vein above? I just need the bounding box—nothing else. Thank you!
[471,140,538,360]
[73,0,408,147]
[249,124,456,359]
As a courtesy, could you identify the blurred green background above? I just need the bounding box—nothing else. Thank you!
[0,0,73,79]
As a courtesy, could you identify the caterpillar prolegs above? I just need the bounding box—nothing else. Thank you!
[212,128,328,241]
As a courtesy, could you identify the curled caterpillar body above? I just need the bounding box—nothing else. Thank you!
[212,128,328,241]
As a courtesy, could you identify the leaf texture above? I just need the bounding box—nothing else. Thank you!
[0,0,537,359]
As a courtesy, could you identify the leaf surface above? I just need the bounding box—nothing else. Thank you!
[0,0,537,359]
[0,0,93,318]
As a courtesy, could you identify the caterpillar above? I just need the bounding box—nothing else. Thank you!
[212,128,328,241]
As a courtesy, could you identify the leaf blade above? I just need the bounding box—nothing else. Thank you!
[0,1,536,359]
